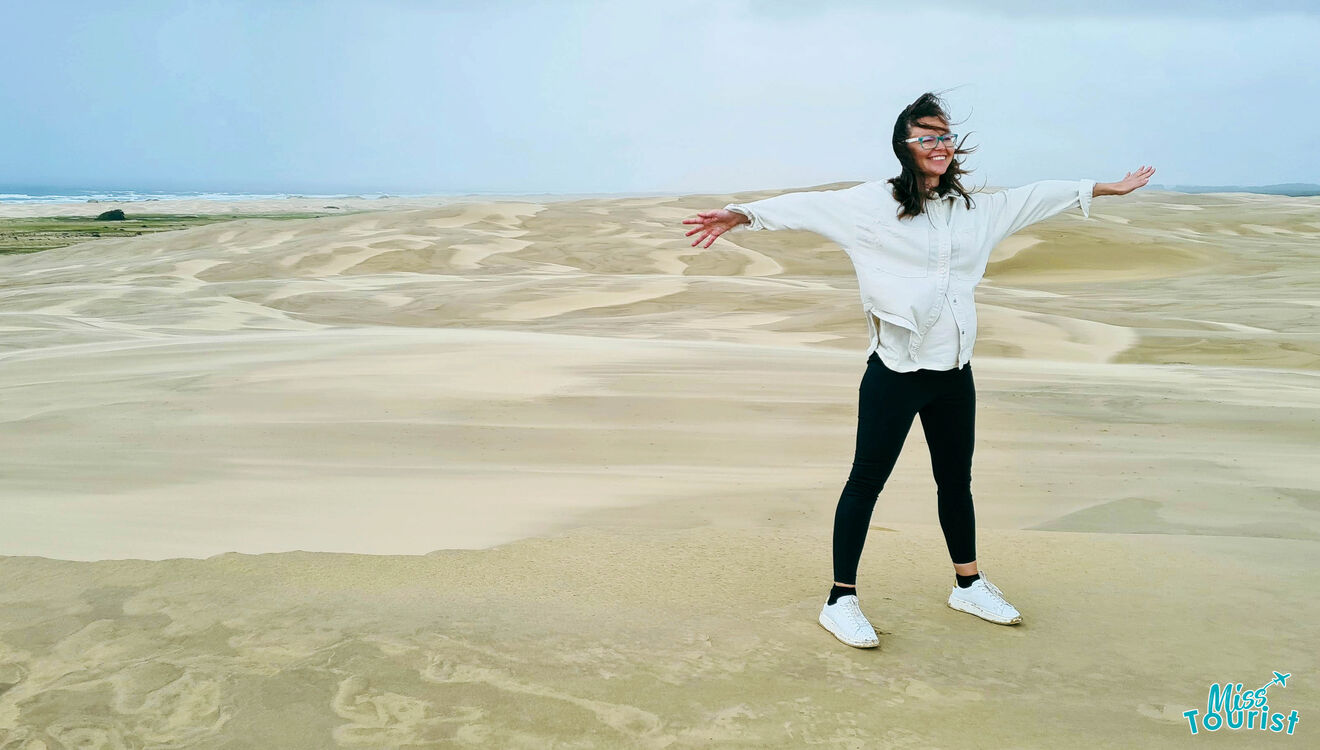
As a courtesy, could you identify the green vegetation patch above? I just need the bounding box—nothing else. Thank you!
[0,212,334,255]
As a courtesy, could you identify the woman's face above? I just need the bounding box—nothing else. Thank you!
[906,117,954,181]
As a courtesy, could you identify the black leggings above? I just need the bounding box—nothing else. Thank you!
[832,351,977,585]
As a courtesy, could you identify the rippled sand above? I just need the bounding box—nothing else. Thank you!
[0,187,1316,747]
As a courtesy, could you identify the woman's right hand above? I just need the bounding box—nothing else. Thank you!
[682,209,748,248]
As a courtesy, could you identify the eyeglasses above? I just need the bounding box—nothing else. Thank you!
[900,133,959,150]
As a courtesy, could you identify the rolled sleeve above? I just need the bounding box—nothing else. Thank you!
[1078,178,1096,219]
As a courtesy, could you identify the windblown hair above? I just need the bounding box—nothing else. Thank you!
[887,91,978,220]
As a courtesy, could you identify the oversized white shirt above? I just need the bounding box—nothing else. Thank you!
[724,179,1096,371]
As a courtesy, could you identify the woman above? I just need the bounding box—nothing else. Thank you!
[682,92,1154,649]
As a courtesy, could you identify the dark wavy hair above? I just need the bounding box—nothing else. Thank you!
[887,91,978,220]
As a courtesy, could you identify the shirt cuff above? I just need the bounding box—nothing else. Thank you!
[723,204,760,232]
[1078,179,1096,219]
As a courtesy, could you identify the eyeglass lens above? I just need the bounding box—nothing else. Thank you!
[921,134,957,150]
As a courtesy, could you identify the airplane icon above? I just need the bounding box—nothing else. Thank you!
[1262,672,1290,690]
[1252,672,1291,693]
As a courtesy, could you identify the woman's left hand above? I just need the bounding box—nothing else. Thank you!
[1107,165,1156,196]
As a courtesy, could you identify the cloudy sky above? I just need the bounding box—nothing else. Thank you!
[3,0,1317,195]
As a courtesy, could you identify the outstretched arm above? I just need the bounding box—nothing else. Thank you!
[986,165,1156,240]
[682,182,870,250]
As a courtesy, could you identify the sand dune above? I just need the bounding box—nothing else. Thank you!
[0,524,1313,747]
[0,187,1317,747]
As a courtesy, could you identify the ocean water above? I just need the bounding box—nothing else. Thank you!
[7,185,1317,205]
[0,189,401,205]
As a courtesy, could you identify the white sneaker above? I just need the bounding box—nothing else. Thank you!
[818,594,881,648]
[947,573,1022,625]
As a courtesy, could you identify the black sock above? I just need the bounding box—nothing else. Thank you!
[956,572,981,588]
[828,584,856,605]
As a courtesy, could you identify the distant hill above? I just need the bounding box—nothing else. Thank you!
[1154,183,1320,197]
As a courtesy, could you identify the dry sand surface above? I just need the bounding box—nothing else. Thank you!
[0,186,1317,747]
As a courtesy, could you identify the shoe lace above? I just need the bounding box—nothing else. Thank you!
[841,597,870,630]
[979,575,1010,606]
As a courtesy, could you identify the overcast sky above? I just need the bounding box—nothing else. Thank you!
[3,0,1317,195]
